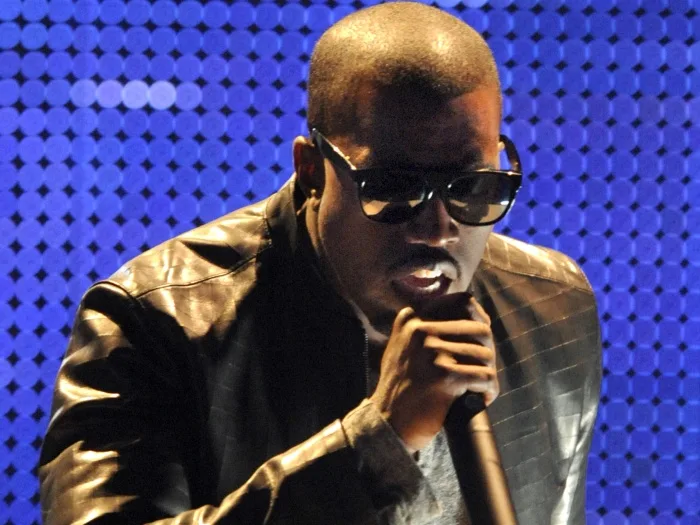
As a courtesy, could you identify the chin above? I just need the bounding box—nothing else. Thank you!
[357,293,402,332]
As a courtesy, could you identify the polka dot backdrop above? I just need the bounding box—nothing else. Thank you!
[0,1,698,523]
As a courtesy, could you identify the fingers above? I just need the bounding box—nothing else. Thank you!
[433,353,500,405]
[393,306,418,330]
[389,301,498,400]
[434,360,496,383]
[419,319,494,349]
[422,298,497,406]
[423,335,494,366]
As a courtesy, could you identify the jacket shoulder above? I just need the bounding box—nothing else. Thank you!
[480,233,593,294]
[106,199,271,298]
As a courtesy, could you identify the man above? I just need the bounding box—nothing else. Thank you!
[39,3,601,524]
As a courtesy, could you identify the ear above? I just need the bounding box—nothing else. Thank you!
[293,136,325,198]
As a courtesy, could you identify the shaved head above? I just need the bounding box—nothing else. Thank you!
[307,2,501,140]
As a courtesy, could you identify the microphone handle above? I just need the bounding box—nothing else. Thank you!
[444,395,519,525]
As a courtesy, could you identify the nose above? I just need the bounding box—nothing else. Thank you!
[405,194,460,247]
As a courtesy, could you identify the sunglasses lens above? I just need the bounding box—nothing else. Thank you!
[447,174,515,224]
[357,170,517,225]
[359,171,426,223]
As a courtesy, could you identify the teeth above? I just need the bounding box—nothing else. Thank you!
[395,269,446,296]
[420,280,441,293]
[411,268,441,279]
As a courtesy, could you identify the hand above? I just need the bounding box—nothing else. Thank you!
[369,292,498,453]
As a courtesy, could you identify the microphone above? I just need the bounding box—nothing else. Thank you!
[444,394,518,525]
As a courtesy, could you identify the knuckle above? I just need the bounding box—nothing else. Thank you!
[400,306,417,321]
[479,345,494,363]
[480,324,493,337]
[487,347,497,363]
[406,317,422,334]
[395,306,416,327]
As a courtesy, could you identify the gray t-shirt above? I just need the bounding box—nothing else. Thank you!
[342,399,470,524]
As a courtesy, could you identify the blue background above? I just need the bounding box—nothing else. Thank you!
[0,0,698,523]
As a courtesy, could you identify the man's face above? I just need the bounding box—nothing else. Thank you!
[308,85,502,336]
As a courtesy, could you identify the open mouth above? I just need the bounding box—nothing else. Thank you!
[392,267,453,302]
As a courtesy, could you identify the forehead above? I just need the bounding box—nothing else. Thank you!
[348,85,501,167]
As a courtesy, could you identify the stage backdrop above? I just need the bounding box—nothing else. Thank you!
[0,0,697,523]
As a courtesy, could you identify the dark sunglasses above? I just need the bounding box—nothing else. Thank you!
[311,129,523,226]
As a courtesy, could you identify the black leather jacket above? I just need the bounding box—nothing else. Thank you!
[39,179,601,524]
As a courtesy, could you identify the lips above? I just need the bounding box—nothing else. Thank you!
[392,267,453,302]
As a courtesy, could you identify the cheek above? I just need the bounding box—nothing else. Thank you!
[454,226,494,271]
[318,183,368,260]
[467,225,494,245]
[318,177,359,238]
[467,225,494,249]
[318,192,392,280]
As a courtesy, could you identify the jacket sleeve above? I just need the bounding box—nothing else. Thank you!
[39,282,438,525]
[552,308,603,524]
